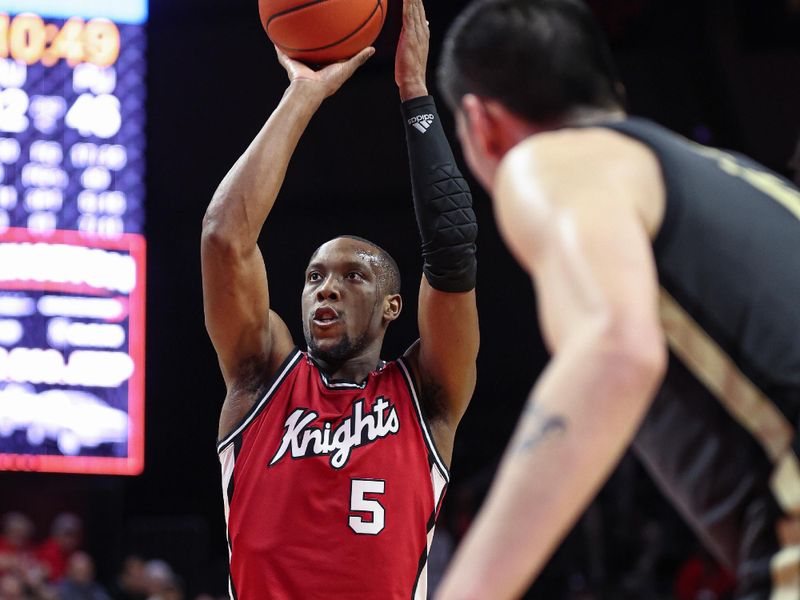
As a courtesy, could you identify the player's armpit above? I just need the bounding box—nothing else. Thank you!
[216,311,295,441]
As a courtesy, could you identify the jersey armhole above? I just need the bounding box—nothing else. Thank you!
[651,172,679,256]
[601,118,679,254]
[216,348,303,454]
[397,357,451,482]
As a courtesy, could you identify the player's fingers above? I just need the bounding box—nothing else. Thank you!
[417,0,428,27]
[404,0,416,28]
[356,46,376,65]
[413,0,429,39]
[274,44,290,67]
[343,46,375,73]
[408,0,419,25]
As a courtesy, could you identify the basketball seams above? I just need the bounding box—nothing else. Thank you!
[268,0,384,54]
[265,0,328,28]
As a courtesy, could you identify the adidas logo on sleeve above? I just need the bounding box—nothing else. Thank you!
[408,113,435,134]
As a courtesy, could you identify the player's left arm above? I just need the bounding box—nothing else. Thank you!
[397,0,479,461]
[435,131,668,600]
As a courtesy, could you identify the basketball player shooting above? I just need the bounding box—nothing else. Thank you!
[431,1,800,599]
[201,0,479,598]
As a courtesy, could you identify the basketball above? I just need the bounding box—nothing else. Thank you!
[259,0,387,64]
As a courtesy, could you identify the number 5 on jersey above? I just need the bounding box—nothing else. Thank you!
[349,479,385,535]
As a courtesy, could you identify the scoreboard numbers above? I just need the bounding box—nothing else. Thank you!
[0,0,147,476]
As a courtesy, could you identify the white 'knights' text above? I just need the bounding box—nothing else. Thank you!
[269,397,399,469]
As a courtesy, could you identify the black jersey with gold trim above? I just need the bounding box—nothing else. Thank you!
[599,118,800,600]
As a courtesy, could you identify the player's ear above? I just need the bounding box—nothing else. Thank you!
[461,94,495,159]
[382,293,402,323]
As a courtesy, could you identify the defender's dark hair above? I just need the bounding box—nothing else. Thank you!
[438,0,624,123]
[311,236,402,296]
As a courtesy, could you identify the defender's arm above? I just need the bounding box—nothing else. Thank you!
[397,0,479,455]
[436,131,667,599]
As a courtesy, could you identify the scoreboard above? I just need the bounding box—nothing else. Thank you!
[0,0,146,475]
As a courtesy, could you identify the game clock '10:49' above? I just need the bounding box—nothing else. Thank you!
[0,12,120,67]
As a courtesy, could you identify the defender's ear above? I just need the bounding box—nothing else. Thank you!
[461,94,497,160]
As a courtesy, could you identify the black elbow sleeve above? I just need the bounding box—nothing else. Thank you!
[402,96,477,293]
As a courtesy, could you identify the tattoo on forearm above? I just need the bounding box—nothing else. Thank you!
[514,403,567,454]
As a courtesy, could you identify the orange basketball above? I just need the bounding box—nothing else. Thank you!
[259,0,387,64]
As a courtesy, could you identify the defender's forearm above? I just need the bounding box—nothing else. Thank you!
[203,82,324,250]
[436,330,663,600]
[402,96,477,293]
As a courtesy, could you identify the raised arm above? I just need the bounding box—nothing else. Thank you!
[201,48,374,398]
[397,0,479,458]
[436,130,668,600]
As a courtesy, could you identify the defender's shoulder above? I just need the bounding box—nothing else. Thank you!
[497,126,665,239]
[502,126,661,184]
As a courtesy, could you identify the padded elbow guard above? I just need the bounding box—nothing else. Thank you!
[402,96,477,293]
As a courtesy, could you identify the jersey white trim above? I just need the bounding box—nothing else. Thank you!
[413,465,449,599]
[312,357,388,390]
[397,357,450,482]
[219,443,237,599]
[216,349,303,453]
[414,534,430,600]
[431,462,448,512]
[317,367,367,389]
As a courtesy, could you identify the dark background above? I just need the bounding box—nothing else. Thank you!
[2,0,799,596]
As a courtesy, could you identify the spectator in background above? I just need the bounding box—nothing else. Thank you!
[0,572,28,600]
[58,552,111,600]
[36,513,83,582]
[0,513,56,600]
[20,563,56,600]
[0,512,36,576]
[156,577,184,600]
[108,555,148,600]
[675,545,736,600]
[143,559,182,600]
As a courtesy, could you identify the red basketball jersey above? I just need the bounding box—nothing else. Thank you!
[217,349,449,600]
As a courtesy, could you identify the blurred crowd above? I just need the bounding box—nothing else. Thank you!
[0,512,224,600]
[2,471,737,600]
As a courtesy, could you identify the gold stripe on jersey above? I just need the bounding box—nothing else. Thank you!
[688,143,800,221]
[771,545,800,600]
[659,289,800,600]
[773,457,800,517]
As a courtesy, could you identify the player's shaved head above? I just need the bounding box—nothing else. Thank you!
[311,236,401,296]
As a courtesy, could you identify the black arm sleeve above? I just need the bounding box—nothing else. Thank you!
[402,96,477,293]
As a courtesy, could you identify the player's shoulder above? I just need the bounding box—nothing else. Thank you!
[217,346,305,446]
[501,124,661,193]
[494,124,667,261]
[497,124,664,230]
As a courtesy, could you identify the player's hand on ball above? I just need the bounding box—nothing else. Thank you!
[276,45,375,100]
[396,0,430,101]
